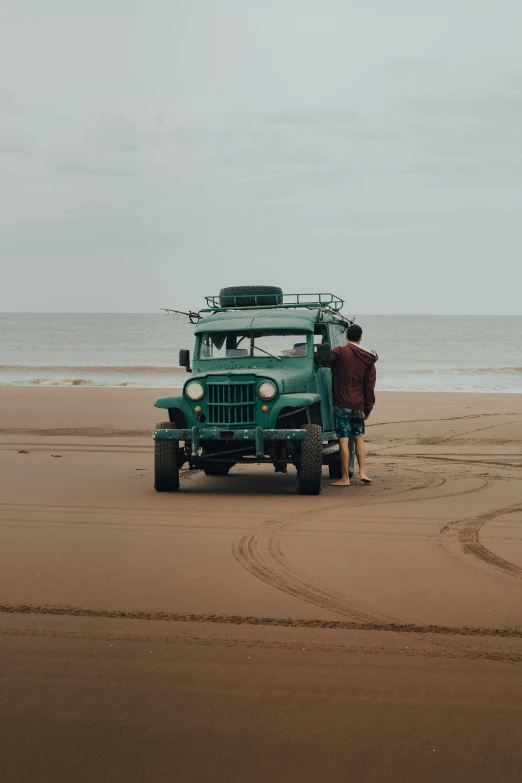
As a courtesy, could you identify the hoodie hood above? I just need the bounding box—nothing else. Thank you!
[348,343,379,366]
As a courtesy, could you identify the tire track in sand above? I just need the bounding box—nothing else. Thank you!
[358,475,491,509]
[232,472,494,622]
[369,412,522,429]
[439,504,522,580]
[402,455,522,470]
[230,472,447,623]
[233,518,394,623]
[1,602,521,637]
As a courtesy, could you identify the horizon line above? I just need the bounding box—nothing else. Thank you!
[1,311,521,318]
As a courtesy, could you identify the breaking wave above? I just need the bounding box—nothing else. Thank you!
[390,366,522,376]
[0,365,184,374]
[28,378,183,388]
[32,378,91,386]
[471,367,522,374]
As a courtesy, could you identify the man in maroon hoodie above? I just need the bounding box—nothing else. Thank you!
[329,323,378,486]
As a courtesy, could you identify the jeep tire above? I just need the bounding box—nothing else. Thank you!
[297,424,323,495]
[219,285,283,308]
[154,422,180,492]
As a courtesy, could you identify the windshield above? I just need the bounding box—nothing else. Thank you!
[199,331,309,360]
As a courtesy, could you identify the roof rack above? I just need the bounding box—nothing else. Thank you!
[161,293,355,328]
[202,292,345,312]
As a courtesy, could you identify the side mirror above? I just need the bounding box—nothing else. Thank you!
[315,343,332,365]
[179,349,191,373]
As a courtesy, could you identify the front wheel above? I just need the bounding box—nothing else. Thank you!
[297,424,323,495]
[154,422,180,492]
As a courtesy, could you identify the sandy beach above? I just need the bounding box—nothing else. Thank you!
[1,387,521,782]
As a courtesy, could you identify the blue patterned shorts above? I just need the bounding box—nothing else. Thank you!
[334,408,365,439]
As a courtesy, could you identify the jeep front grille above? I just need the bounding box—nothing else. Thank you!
[207,382,256,425]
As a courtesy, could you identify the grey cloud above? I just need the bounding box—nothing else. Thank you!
[0,130,32,155]
[0,144,27,155]
[0,89,23,114]
[427,162,522,187]
[386,58,441,71]
[260,108,397,141]
[262,108,359,128]
[403,78,522,185]
[56,162,135,178]
[91,115,141,151]
[410,83,522,125]
[502,73,522,91]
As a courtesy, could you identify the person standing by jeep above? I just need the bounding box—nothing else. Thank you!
[329,323,378,486]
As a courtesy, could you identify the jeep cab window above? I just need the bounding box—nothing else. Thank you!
[199,331,309,361]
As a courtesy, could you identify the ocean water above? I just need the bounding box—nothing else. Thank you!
[1,313,521,393]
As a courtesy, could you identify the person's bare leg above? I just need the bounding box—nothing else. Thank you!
[331,437,350,486]
[354,435,372,483]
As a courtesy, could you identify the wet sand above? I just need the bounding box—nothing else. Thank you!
[1,388,521,782]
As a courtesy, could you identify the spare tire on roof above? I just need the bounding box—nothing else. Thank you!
[219,285,283,308]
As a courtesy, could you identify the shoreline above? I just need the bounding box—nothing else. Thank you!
[1,382,521,393]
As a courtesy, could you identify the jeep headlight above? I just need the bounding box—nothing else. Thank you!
[258,381,276,400]
[185,381,205,401]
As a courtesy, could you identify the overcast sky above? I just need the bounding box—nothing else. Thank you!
[1,0,521,313]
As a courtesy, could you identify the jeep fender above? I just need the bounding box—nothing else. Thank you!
[154,395,194,426]
[268,393,321,428]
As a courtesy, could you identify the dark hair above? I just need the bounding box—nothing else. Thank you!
[347,324,362,342]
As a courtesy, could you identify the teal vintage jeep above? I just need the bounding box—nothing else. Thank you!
[153,286,354,495]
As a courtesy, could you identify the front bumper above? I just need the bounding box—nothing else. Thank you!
[153,425,307,458]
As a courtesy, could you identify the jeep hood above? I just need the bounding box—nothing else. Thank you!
[189,368,308,394]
